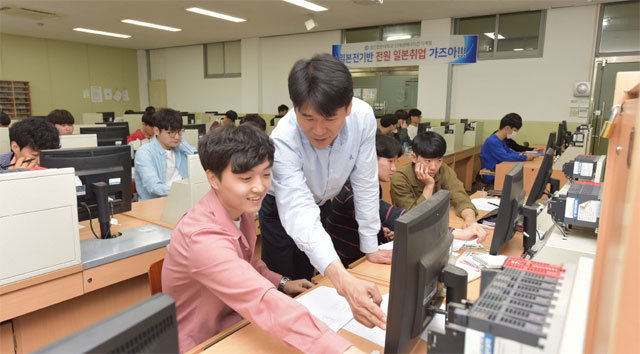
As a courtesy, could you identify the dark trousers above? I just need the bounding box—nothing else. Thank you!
[259,194,332,280]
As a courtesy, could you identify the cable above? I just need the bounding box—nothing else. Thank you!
[80,202,100,239]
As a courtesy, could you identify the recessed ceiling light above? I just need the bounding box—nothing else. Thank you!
[186,7,246,22]
[386,35,411,41]
[484,32,505,40]
[121,19,181,32]
[282,0,328,12]
[73,27,131,38]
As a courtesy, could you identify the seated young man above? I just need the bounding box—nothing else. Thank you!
[0,111,10,127]
[134,108,196,201]
[491,113,543,153]
[127,106,156,152]
[406,108,421,141]
[162,125,355,354]
[390,131,479,228]
[270,104,289,126]
[394,109,411,146]
[221,110,238,126]
[46,109,75,135]
[240,113,267,131]
[480,113,535,184]
[0,118,59,170]
[327,134,489,267]
[377,114,397,137]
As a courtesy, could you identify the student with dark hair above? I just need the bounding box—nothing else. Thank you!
[490,113,541,153]
[127,106,156,151]
[260,53,388,331]
[271,104,290,126]
[391,131,480,228]
[377,114,397,136]
[162,125,355,353]
[394,109,411,145]
[240,114,267,131]
[221,110,238,126]
[134,108,196,200]
[480,112,534,184]
[46,109,75,135]
[406,108,421,141]
[0,118,60,170]
[0,111,10,127]
[328,134,489,267]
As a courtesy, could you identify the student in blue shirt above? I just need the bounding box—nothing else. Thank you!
[260,53,388,331]
[134,108,196,200]
[480,113,535,184]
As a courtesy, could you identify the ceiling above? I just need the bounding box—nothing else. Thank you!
[0,0,617,50]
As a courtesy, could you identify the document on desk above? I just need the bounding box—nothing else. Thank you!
[295,286,353,332]
[471,198,501,211]
[342,293,390,347]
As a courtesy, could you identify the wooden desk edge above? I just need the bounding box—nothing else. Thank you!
[187,320,250,354]
[0,264,83,295]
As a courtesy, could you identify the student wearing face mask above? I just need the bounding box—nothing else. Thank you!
[480,113,535,184]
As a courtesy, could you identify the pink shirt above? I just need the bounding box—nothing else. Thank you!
[162,189,352,353]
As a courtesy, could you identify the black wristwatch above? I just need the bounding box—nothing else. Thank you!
[278,276,290,292]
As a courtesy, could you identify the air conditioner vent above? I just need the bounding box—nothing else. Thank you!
[352,0,383,5]
[0,6,61,20]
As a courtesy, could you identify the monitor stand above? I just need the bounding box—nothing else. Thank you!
[93,182,121,239]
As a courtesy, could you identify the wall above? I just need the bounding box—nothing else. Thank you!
[0,34,140,120]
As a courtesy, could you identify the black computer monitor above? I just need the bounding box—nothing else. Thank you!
[80,126,128,146]
[39,145,132,239]
[385,190,467,353]
[490,163,525,255]
[99,112,115,122]
[187,113,195,124]
[555,123,566,156]
[418,122,431,134]
[525,148,558,206]
[103,121,130,135]
[34,294,178,353]
[184,124,206,136]
[546,131,557,152]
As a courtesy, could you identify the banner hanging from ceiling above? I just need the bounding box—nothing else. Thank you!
[332,35,477,68]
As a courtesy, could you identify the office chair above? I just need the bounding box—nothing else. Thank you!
[148,258,164,295]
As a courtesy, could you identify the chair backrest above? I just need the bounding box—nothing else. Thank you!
[148,258,164,295]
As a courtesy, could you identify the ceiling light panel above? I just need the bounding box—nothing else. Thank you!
[121,19,181,32]
[73,27,131,38]
[186,7,246,22]
[282,0,328,12]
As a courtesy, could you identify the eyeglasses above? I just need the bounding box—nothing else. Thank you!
[164,129,185,138]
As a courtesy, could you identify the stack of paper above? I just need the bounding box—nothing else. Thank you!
[295,286,353,332]
[471,198,501,211]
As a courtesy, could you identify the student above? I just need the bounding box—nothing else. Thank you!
[46,109,75,135]
[240,113,267,131]
[327,134,489,267]
[134,108,196,201]
[127,106,156,151]
[394,109,411,145]
[260,53,388,331]
[406,108,421,141]
[377,114,397,136]
[0,111,10,127]
[390,131,479,228]
[270,104,289,126]
[0,118,59,170]
[480,113,535,184]
[491,113,542,153]
[162,125,355,354]
[221,110,238,126]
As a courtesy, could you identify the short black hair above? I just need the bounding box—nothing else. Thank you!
[241,114,266,131]
[46,109,75,125]
[145,106,156,115]
[152,108,183,131]
[412,131,446,159]
[199,124,275,180]
[288,53,353,118]
[409,108,422,117]
[278,104,289,113]
[0,111,10,126]
[376,133,402,159]
[380,114,398,128]
[9,118,60,150]
[499,113,523,130]
[395,109,409,122]
[225,110,238,122]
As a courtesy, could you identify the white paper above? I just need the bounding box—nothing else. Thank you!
[104,88,112,100]
[343,293,389,347]
[468,252,507,268]
[113,89,122,102]
[452,238,482,252]
[455,257,481,282]
[472,198,501,211]
[565,197,577,219]
[421,304,446,341]
[577,200,600,223]
[295,286,353,332]
[122,89,129,102]
[379,241,393,250]
[90,86,102,103]
[82,89,90,99]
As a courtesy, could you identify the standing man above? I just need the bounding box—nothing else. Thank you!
[260,53,389,330]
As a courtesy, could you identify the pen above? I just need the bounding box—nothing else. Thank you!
[488,201,499,207]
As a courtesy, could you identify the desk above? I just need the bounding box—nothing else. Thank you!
[123,196,174,229]
[494,157,568,192]
[1,212,170,353]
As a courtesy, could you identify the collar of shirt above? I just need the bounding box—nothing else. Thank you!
[201,189,252,251]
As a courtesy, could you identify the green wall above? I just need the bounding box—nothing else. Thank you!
[0,34,139,121]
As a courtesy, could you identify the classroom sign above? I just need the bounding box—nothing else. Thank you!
[332,35,477,68]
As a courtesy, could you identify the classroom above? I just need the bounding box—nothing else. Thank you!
[0,0,638,353]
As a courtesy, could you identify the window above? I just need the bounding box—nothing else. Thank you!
[456,11,546,59]
[204,41,241,78]
[344,22,420,44]
[597,1,640,56]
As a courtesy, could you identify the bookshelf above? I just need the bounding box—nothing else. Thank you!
[0,81,32,119]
